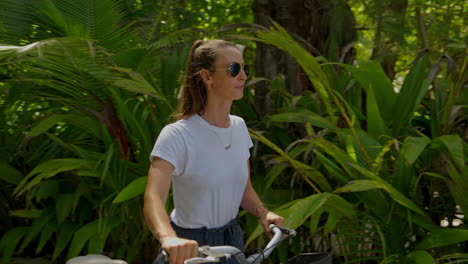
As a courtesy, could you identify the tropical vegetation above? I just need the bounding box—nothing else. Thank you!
[0,0,466,263]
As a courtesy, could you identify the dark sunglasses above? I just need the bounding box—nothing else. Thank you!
[227,63,250,78]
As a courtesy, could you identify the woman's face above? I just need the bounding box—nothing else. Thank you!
[207,46,247,101]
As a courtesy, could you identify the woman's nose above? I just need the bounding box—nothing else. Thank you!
[238,68,247,80]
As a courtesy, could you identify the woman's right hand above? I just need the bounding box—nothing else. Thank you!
[161,236,199,264]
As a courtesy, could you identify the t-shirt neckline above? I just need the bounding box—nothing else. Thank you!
[193,114,232,134]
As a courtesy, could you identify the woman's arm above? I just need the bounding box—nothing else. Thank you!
[240,160,284,237]
[144,157,198,264]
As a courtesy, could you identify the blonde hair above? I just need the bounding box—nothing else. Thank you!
[173,39,237,120]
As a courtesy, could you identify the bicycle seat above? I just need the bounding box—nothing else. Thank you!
[66,254,128,264]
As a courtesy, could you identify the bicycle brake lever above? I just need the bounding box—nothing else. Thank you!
[269,224,297,237]
[162,250,168,262]
[199,245,221,257]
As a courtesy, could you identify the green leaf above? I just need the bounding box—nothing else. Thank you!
[0,162,23,184]
[249,129,287,157]
[246,193,356,244]
[339,128,382,161]
[66,216,120,259]
[438,253,468,262]
[87,217,121,254]
[381,254,413,264]
[324,208,342,234]
[56,194,75,223]
[371,139,394,175]
[445,43,466,49]
[345,134,357,161]
[391,55,430,136]
[340,61,396,122]
[28,114,68,137]
[305,137,359,179]
[29,114,102,138]
[249,129,329,192]
[35,180,60,201]
[244,23,339,136]
[149,26,206,50]
[111,67,164,99]
[41,0,136,51]
[265,164,286,190]
[270,110,334,129]
[407,250,434,264]
[113,176,147,203]
[335,179,426,216]
[53,222,80,260]
[88,217,121,254]
[416,228,468,250]
[393,154,417,196]
[14,159,97,196]
[308,137,393,217]
[314,151,349,184]
[365,82,388,138]
[18,208,54,252]
[308,208,325,234]
[283,193,356,228]
[447,164,468,222]
[38,0,86,37]
[36,219,58,254]
[99,144,115,187]
[402,136,430,165]
[435,134,465,170]
[0,227,29,264]
[67,221,99,259]
[288,159,332,192]
[419,172,449,181]
[0,0,35,45]
[9,209,42,218]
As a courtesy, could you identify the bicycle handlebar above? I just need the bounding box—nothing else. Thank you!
[162,225,296,264]
[244,224,295,264]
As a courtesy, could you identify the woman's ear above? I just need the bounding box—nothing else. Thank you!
[199,69,212,86]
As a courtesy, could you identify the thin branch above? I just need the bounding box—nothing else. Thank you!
[415,8,429,50]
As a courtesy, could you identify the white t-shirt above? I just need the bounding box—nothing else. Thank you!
[150,114,253,229]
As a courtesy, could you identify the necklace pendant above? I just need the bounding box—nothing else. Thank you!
[225,144,231,150]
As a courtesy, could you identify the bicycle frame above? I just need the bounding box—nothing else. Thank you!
[66,225,296,264]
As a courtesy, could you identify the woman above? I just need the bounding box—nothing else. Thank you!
[144,39,283,264]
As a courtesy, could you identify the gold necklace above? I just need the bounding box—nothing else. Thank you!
[213,124,232,150]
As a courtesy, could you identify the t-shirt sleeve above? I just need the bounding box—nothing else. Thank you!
[240,118,253,159]
[149,124,186,175]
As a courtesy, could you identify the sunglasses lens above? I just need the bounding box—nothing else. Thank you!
[228,63,241,77]
[244,64,249,77]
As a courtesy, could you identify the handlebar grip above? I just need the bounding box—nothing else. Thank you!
[184,256,218,264]
[268,224,276,231]
[268,224,296,237]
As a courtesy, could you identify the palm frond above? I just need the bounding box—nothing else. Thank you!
[39,0,138,51]
[0,0,35,44]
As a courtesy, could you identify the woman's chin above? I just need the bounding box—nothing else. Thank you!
[232,93,244,101]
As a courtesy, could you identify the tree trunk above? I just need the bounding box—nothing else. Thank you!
[370,0,409,81]
[253,0,357,117]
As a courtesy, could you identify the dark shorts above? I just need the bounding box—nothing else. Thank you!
[153,218,244,264]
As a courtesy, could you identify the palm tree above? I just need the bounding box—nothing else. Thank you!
[0,0,200,262]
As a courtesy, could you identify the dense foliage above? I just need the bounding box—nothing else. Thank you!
[0,0,466,263]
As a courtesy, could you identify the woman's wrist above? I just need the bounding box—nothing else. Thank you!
[253,203,269,220]
[158,229,177,242]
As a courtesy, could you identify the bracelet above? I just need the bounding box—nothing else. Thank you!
[253,203,268,218]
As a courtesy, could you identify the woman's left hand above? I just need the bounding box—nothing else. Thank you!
[259,211,284,238]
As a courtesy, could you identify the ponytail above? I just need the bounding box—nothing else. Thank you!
[173,39,236,120]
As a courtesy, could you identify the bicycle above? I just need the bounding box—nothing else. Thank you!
[66,225,332,264]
